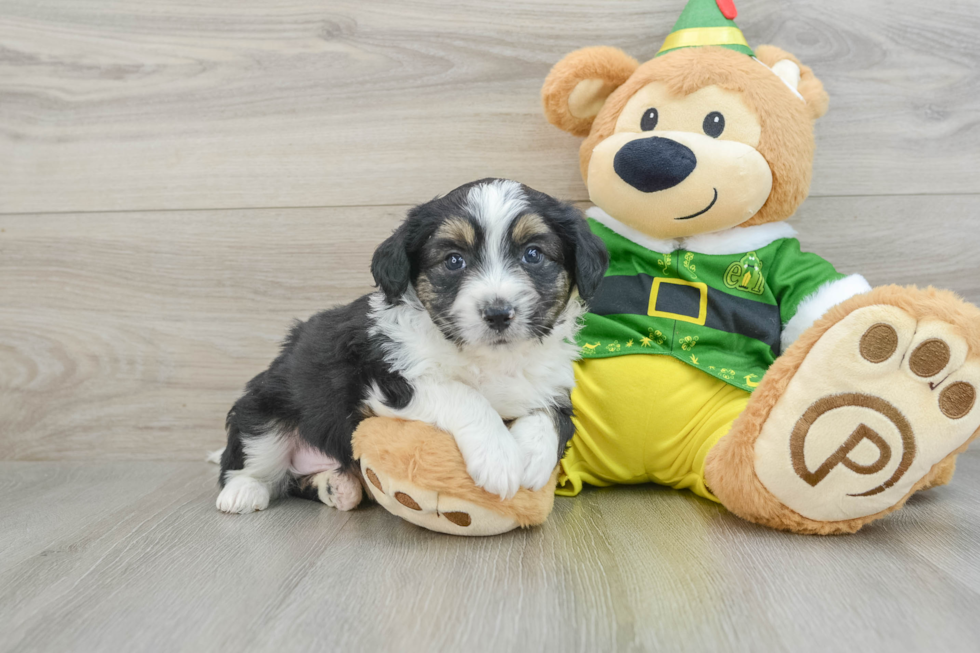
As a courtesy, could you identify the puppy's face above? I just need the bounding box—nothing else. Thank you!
[372,179,608,347]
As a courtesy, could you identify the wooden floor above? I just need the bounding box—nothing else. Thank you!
[2,455,980,652]
[3,0,980,650]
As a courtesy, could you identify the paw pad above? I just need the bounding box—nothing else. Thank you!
[364,466,474,528]
[909,338,951,378]
[940,381,976,419]
[860,323,898,363]
[394,492,422,511]
[365,468,383,491]
[756,305,980,522]
[443,512,472,527]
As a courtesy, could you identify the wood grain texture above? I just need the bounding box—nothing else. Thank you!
[2,0,979,213]
[2,195,979,461]
[2,1,980,649]
[1,457,979,653]
[0,205,405,460]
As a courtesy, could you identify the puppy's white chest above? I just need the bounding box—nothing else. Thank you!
[473,374,539,418]
[454,357,572,419]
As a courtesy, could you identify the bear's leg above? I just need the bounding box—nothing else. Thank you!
[352,417,557,536]
[705,285,980,534]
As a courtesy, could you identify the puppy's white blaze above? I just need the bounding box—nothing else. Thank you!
[458,180,537,343]
[466,179,527,233]
[467,180,527,285]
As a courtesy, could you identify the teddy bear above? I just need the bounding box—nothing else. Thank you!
[347,0,980,535]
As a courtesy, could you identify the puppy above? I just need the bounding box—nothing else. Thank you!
[215,178,608,514]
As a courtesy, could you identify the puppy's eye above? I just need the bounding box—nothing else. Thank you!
[444,253,466,271]
[703,111,725,138]
[640,108,658,131]
[522,246,543,265]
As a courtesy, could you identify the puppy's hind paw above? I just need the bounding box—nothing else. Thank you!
[216,476,270,514]
[309,470,363,511]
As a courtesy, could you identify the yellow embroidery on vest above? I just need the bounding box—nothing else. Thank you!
[683,252,698,279]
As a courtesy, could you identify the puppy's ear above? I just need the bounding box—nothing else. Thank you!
[542,46,639,137]
[371,224,411,303]
[572,216,608,302]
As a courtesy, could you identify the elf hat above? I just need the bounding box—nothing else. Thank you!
[656,0,754,57]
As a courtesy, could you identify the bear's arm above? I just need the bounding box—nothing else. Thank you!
[766,238,871,353]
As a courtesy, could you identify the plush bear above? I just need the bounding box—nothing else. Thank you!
[351,0,980,535]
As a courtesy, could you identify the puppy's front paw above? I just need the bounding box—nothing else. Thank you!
[510,413,559,491]
[465,434,523,500]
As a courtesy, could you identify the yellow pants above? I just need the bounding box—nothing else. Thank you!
[558,355,751,502]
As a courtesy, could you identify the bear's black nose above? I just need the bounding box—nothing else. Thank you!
[613,137,697,193]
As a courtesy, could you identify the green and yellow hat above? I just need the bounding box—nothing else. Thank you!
[656,0,754,58]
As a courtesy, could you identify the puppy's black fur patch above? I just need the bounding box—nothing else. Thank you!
[222,296,414,481]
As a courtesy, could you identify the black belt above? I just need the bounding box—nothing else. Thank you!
[588,273,782,354]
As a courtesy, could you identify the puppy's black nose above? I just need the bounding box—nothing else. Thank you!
[482,302,515,332]
[614,137,697,193]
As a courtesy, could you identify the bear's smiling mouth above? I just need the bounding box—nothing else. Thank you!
[674,188,718,220]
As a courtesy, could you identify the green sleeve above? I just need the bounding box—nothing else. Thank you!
[766,238,846,326]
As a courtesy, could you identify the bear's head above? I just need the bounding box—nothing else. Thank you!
[541,0,828,240]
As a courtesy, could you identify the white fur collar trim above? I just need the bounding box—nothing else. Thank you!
[683,221,798,254]
[586,207,679,253]
[586,206,797,255]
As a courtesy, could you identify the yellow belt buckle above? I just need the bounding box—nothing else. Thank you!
[648,277,709,325]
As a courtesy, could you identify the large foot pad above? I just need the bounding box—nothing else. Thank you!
[755,305,980,522]
[352,417,557,536]
[362,462,521,535]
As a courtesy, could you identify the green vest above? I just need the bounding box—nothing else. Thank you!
[577,218,845,392]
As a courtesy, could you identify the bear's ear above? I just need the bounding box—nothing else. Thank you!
[755,45,829,121]
[542,46,639,137]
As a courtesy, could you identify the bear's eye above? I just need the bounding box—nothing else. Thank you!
[445,253,466,271]
[640,108,658,131]
[703,111,725,138]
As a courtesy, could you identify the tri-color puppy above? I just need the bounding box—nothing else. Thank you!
[215,179,608,514]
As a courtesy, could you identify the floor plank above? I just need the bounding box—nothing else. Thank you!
[2,194,979,460]
[2,0,979,213]
[1,458,978,653]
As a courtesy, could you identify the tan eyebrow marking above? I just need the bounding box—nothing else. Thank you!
[511,213,550,243]
[434,217,476,247]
